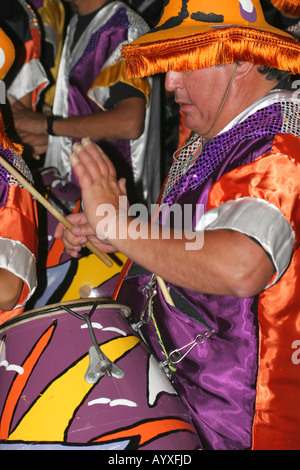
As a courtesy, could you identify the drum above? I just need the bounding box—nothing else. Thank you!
[0,299,201,450]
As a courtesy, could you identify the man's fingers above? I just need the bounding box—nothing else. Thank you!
[73,138,117,179]
[81,137,117,178]
[70,222,95,238]
[118,177,127,195]
[69,152,80,167]
[69,151,93,189]
[54,222,65,239]
[71,141,108,180]
[61,226,88,256]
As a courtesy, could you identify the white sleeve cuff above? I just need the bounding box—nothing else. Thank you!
[0,238,37,308]
[195,197,295,288]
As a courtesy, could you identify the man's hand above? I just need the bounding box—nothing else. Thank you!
[69,138,128,237]
[54,212,116,258]
[18,132,49,155]
[11,100,47,136]
[54,138,129,256]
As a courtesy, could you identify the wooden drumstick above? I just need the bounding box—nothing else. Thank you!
[0,155,113,267]
[156,275,175,307]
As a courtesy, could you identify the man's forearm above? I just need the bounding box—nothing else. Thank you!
[105,216,274,298]
[12,97,146,143]
[51,98,145,141]
[0,269,23,311]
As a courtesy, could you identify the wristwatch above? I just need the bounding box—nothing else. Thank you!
[46,115,62,136]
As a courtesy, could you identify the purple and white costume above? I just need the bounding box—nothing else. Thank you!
[44,0,161,206]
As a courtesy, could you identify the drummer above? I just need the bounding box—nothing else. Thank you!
[55,0,300,450]
[0,29,38,325]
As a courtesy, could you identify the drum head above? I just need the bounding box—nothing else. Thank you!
[0,300,200,450]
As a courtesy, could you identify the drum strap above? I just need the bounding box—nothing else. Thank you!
[112,258,133,300]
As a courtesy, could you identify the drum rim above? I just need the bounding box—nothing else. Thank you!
[0,298,132,332]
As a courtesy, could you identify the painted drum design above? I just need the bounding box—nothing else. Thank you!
[0,299,200,450]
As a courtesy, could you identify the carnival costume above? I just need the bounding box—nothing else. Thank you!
[0,29,38,325]
[117,0,300,450]
[29,0,66,107]
[3,0,49,110]
[45,0,161,206]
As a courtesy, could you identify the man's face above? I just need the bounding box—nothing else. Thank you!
[165,64,236,138]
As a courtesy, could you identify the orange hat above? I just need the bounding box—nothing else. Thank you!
[122,0,300,78]
[0,28,15,80]
[269,0,300,17]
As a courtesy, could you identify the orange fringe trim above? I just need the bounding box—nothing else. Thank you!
[0,111,23,154]
[122,27,300,78]
[270,0,300,16]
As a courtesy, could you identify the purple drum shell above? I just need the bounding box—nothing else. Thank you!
[0,300,200,450]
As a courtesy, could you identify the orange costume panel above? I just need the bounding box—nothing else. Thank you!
[0,136,38,326]
[206,139,300,449]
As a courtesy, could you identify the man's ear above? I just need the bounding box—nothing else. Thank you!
[234,61,255,81]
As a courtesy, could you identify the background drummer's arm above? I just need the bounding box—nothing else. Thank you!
[51,98,146,141]
[11,97,146,144]
[0,269,23,311]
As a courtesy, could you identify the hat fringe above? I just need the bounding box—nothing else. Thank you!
[122,27,300,78]
[270,0,300,16]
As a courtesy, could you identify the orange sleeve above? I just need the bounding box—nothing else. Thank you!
[206,150,300,249]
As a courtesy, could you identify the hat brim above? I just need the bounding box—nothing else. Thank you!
[122,23,300,78]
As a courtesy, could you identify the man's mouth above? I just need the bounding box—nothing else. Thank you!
[176,101,194,113]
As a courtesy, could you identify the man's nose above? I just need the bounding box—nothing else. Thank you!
[165,70,183,91]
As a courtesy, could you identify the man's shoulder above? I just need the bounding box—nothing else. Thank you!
[220,89,300,139]
[101,1,150,34]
